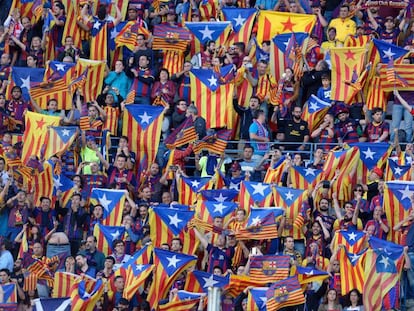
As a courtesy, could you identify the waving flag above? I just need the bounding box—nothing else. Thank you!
[263,156,288,185]
[70,278,104,311]
[116,21,149,51]
[52,272,92,298]
[28,160,54,206]
[0,284,17,304]
[257,11,315,43]
[266,276,305,310]
[199,189,239,202]
[89,18,108,61]
[270,32,308,82]
[379,62,414,91]
[330,47,366,101]
[148,248,197,310]
[185,270,230,294]
[185,22,232,54]
[164,117,197,149]
[190,65,234,129]
[273,186,307,239]
[339,247,365,296]
[93,223,125,255]
[148,207,198,254]
[61,0,80,49]
[45,61,75,82]
[159,298,200,311]
[249,255,290,284]
[90,189,126,226]
[122,104,164,173]
[302,95,331,132]
[236,208,283,240]
[383,181,414,243]
[296,266,330,285]
[196,200,237,224]
[221,8,257,45]
[33,297,71,311]
[331,230,367,254]
[52,170,74,208]
[74,59,106,103]
[22,112,61,164]
[239,181,273,212]
[349,142,392,182]
[363,239,404,311]
[193,129,232,155]
[177,176,213,205]
[122,263,154,300]
[44,126,78,160]
[9,67,44,101]
[289,165,323,190]
[385,159,411,181]
[373,38,409,63]
[247,287,269,311]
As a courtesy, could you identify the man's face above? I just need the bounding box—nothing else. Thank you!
[33,243,43,256]
[86,237,96,250]
[213,217,223,227]
[115,277,125,291]
[41,199,51,211]
[339,7,349,18]
[292,108,302,119]
[285,238,294,250]
[243,148,253,160]
[372,111,382,123]
[116,157,126,169]
[139,56,149,68]
[150,164,159,176]
[171,240,182,252]
[249,98,259,109]
[76,256,86,267]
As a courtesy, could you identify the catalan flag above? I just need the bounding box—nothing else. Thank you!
[17,229,28,259]
[44,60,75,82]
[164,117,197,149]
[302,94,331,132]
[221,8,257,45]
[199,0,217,20]
[90,188,126,227]
[185,22,232,55]
[366,76,386,111]
[148,248,197,310]
[265,276,305,310]
[32,297,71,311]
[344,34,371,48]
[193,129,232,155]
[70,278,104,311]
[385,159,411,181]
[52,272,84,298]
[331,230,367,254]
[148,207,199,254]
[363,239,404,311]
[289,165,323,190]
[122,263,154,300]
[349,142,392,183]
[158,298,200,311]
[115,21,149,51]
[270,32,308,82]
[74,59,106,103]
[345,64,371,105]
[189,65,234,129]
[43,126,78,160]
[9,0,37,22]
[238,181,274,212]
[256,11,316,43]
[330,47,366,101]
[199,189,239,202]
[273,186,307,239]
[89,18,108,61]
[61,0,81,49]
[338,247,365,296]
[29,79,70,109]
[195,200,237,224]
[9,67,45,101]
[27,161,54,207]
[247,287,269,311]
[236,208,283,241]
[52,170,75,207]
[185,270,230,293]
[122,104,164,175]
[93,223,125,255]
[249,255,290,284]
[69,67,89,94]
[379,62,414,91]
[21,111,61,164]
[372,38,409,63]
[177,176,213,206]
[0,284,17,304]
[263,156,288,185]
[296,266,330,285]
[383,181,414,243]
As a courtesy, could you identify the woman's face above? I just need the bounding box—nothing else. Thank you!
[65,257,75,267]
[160,70,168,81]
[327,290,336,301]
[350,291,358,303]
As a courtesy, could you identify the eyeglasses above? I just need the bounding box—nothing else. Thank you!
[354,189,363,192]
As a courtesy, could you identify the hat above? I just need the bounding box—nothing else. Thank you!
[335,107,349,117]
[371,167,383,178]
[230,161,241,172]
[86,135,95,142]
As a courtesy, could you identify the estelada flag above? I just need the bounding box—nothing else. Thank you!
[74,58,106,103]
[384,159,411,181]
[189,65,235,129]
[43,126,78,160]
[238,181,274,213]
[70,278,104,311]
[90,188,126,227]
[330,47,366,101]
[221,8,257,45]
[379,62,414,91]
[338,248,365,296]
[21,112,61,164]
[256,10,316,43]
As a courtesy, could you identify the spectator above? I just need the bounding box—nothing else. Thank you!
[328,5,356,44]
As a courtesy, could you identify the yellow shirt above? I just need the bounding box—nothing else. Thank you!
[328,18,356,43]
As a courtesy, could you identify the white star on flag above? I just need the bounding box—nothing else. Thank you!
[304,167,316,176]
[61,129,70,136]
[382,48,396,59]
[199,26,214,40]
[53,176,63,189]
[347,231,357,241]
[350,253,361,263]
[379,255,390,269]
[202,275,219,288]
[251,183,269,196]
[190,180,200,189]
[393,166,403,176]
[398,185,413,201]
[233,14,246,27]
[362,148,375,160]
[207,75,217,87]
[20,76,31,90]
[167,255,181,268]
[110,27,119,40]
[213,203,226,214]
[55,63,66,71]
[111,230,121,239]
[168,213,183,227]
[251,216,261,226]
[93,20,101,29]
[139,112,152,124]
[214,193,227,203]
[285,191,294,201]
[99,194,112,212]
[305,270,314,275]
[135,264,144,271]
[309,101,320,111]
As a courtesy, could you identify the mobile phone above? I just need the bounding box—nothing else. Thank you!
[251,247,258,255]
[170,165,178,171]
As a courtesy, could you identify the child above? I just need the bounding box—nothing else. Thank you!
[316,73,331,103]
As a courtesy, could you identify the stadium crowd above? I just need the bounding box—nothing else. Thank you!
[0,0,414,310]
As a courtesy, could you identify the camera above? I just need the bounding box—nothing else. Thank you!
[245,63,253,69]
[169,165,178,171]
[322,180,330,189]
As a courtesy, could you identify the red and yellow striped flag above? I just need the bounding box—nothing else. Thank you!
[61,0,81,48]
[339,248,365,296]
[366,75,386,111]
[75,59,106,103]
[249,255,291,284]
[266,276,305,310]
[379,62,414,91]
[330,47,366,101]
[90,18,108,61]
[70,278,104,311]
[21,112,61,164]
[177,176,213,206]
[103,106,119,135]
